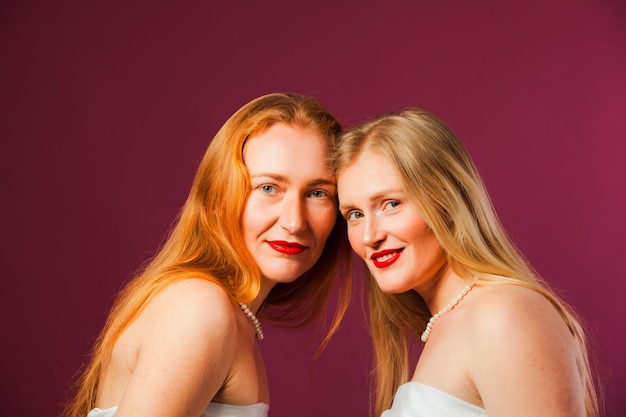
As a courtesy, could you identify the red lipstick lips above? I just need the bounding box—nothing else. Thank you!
[267,241,307,255]
[371,248,403,268]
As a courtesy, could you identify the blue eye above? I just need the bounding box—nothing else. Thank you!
[310,190,330,199]
[261,185,276,194]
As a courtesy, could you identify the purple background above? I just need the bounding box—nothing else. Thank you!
[1,1,624,416]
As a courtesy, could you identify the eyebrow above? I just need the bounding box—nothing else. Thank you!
[367,188,405,202]
[339,188,404,211]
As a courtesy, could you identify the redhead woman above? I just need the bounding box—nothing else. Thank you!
[61,93,351,417]
[335,108,599,417]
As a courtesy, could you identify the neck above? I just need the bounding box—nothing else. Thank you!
[420,269,467,314]
[247,277,277,314]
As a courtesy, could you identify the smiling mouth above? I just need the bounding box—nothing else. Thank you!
[371,249,404,268]
[267,241,307,255]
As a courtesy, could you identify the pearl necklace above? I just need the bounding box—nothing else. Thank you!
[421,283,475,343]
[238,303,264,340]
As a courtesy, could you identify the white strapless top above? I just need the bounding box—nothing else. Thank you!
[381,382,488,417]
[87,402,269,417]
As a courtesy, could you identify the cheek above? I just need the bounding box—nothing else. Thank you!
[240,214,254,244]
[411,229,442,259]
[347,227,364,257]
[317,208,337,239]
[310,206,337,240]
[240,202,263,243]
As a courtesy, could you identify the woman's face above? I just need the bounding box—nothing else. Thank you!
[338,150,445,294]
[241,123,337,285]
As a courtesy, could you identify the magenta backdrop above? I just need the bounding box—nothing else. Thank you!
[1,1,624,416]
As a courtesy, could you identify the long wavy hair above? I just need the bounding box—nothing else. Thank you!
[61,93,352,417]
[334,108,598,417]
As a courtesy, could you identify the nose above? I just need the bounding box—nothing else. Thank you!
[279,194,307,234]
[362,215,384,247]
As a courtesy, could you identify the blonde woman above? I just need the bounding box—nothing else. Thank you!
[335,108,599,417]
[61,93,351,417]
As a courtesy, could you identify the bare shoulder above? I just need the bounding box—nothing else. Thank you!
[100,278,240,413]
[106,279,243,415]
[139,278,237,343]
[464,284,586,416]
[466,284,572,342]
[152,278,234,311]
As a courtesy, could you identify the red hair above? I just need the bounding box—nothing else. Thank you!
[61,93,352,417]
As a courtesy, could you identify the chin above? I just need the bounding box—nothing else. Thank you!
[258,258,318,285]
[372,276,409,295]
[262,268,309,284]
[266,275,301,284]
[377,286,403,295]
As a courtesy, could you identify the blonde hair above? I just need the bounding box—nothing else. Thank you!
[334,108,598,417]
[61,93,352,417]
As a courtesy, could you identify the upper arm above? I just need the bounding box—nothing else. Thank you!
[468,287,586,417]
[115,279,237,417]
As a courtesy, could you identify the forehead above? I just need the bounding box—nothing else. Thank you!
[338,150,404,198]
[340,150,399,182]
[243,123,333,176]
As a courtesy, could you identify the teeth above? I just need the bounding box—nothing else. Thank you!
[375,252,396,262]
